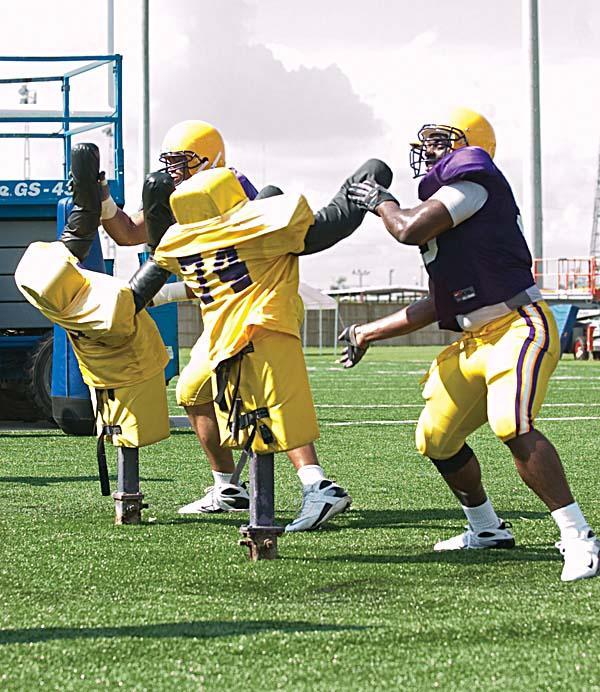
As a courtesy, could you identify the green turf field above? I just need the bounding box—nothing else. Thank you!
[1,346,600,690]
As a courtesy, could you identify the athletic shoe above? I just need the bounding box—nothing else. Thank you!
[285,479,352,532]
[555,529,600,582]
[178,483,249,514]
[433,521,515,551]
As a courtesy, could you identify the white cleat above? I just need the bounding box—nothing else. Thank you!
[556,529,600,582]
[178,483,249,514]
[285,479,351,532]
[434,521,515,551]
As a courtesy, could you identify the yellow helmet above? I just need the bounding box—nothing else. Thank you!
[409,107,496,177]
[159,120,226,180]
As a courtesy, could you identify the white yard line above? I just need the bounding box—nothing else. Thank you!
[169,413,600,430]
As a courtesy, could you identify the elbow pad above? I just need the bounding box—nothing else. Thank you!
[128,258,171,313]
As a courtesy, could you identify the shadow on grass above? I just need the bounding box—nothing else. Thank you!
[316,508,548,531]
[294,545,557,567]
[162,515,257,528]
[0,432,65,438]
[0,619,364,645]
[158,507,548,531]
[0,475,173,487]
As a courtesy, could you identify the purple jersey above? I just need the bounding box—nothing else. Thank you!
[230,168,258,200]
[418,147,534,332]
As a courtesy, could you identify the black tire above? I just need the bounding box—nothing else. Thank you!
[573,337,589,361]
[0,335,56,424]
[25,335,55,422]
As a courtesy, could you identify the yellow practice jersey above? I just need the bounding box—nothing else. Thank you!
[16,242,169,389]
[153,190,314,368]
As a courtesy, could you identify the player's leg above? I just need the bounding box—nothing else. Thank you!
[489,302,599,581]
[300,159,393,255]
[215,327,351,531]
[176,344,249,514]
[416,340,515,551]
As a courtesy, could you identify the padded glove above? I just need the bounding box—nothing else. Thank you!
[347,178,398,214]
[338,324,369,368]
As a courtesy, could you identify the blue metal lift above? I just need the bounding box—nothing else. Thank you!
[0,55,178,432]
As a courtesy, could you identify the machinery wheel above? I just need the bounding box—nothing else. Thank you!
[573,337,589,361]
[25,334,54,422]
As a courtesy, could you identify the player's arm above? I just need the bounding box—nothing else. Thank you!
[355,294,437,344]
[99,173,149,246]
[338,294,437,368]
[348,180,488,246]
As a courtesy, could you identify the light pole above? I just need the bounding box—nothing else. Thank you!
[18,84,36,180]
[352,268,370,288]
[388,268,395,285]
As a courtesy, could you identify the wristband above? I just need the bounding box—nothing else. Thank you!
[101,195,118,220]
[151,281,191,306]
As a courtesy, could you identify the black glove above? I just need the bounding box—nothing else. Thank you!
[347,178,398,214]
[338,324,369,368]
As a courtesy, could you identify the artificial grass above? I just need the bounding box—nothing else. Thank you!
[1,348,600,690]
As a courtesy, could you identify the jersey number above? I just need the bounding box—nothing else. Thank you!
[178,246,252,304]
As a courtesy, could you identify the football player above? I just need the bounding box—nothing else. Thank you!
[128,157,393,531]
[342,107,599,581]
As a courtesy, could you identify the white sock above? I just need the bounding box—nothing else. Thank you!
[462,499,501,532]
[212,470,233,487]
[297,464,325,488]
[551,502,590,540]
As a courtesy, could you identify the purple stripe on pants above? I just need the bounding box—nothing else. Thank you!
[525,303,550,429]
[515,307,536,434]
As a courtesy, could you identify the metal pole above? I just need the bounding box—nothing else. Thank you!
[318,307,323,355]
[333,299,339,356]
[239,453,284,560]
[113,447,145,524]
[589,145,600,256]
[107,0,115,107]
[142,0,150,177]
[522,0,543,276]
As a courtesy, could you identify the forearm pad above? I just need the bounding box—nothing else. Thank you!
[128,258,171,313]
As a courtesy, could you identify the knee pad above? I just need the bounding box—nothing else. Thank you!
[429,444,474,475]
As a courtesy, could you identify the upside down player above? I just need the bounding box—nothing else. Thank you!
[128,157,392,531]
[341,107,599,581]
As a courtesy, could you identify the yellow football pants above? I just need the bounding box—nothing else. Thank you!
[416,302,560,460]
